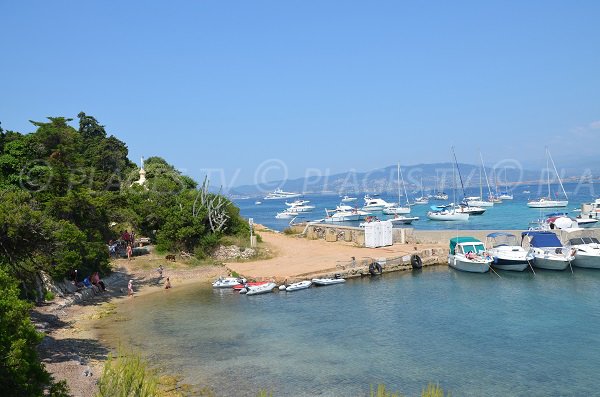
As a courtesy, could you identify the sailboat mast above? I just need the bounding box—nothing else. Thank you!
[546,147,551,198]
[397,163,401,206]
[548,148,568,199]
[399,163,410,206]
[479,152,493,198]
[451,146,466,200]
[479,167,483,198]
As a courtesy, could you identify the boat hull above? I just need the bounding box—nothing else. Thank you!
[311,278,346,286]
[527,200,569,208]
[286,281,312,291]
[572,254,600,269]
[532,257,570,270]
[492,258,529,271]
[448,255,490,273]
[246,282,277,296]
[427,212,469,221]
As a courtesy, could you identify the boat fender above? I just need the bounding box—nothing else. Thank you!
[410,255,423,269]
[369,262,383,275]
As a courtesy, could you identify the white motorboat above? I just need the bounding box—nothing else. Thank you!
[414,196,429,205]
[323,208,366,222]
[311,278,346,286]
[465,197,494,207]
[576,217,599,228]
[361,195,394,212]
[285,200,315,213]
[521,231,575,270]
[212,277,246,288]
[448,237,492,273]
[427,209,469,221]
[383,206,411,215]
[527,148,569,208]
[275,210,298,219]
[255,201,262,205]
[264,188,302,200]
[485,232,534,271]
[498,193,513,200]
[245,282,277,296]
[388,215,419,225]
[285,280,312,292]
[579,198,600,220]
[566,232,600,269]
[341,195,357,202]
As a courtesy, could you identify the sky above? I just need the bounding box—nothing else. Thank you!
[1,1,599,187]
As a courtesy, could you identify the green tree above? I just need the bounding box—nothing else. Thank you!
[0,268,52,395]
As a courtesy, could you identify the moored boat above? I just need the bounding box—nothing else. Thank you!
[565,231,600,269]
[212,277,247,288]
[245,282,277,296]
[521,231,574,270]
[311,278,346,286]
[285,280,312,292]
[448,237,492,273]
[485,232,533,271]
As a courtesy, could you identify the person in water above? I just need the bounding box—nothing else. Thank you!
[164,277,171,289]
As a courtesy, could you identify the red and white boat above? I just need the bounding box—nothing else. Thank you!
[232,281,270,290]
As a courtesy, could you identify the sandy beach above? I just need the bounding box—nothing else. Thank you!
[34,227,444,396]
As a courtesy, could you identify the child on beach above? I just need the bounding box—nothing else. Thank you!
[128,279,134,296]
[164,277,171,289]
[127,244,133,261]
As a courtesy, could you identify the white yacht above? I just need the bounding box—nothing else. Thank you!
[566,231,600,269]
[285,199,315,213]
[383,163,413,216]
[323,208,367,222]
[361,195,394,212]
[521,231,574,270]
[264,188,302,200]
[427,208,469,221]
[485,232,534,271]
[341,195,357,202]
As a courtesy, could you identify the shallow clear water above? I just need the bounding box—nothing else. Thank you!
[99,267,600,396]
[235,182,598,232]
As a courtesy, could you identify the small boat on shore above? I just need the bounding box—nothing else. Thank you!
[286,280,312,292]
[245,282,277,296]
[233,281,270,290]
[448,237,492,273]
[311,278,346,286]
[212,277,246,288]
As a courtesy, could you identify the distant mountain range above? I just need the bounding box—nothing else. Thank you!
[228,162,597,197]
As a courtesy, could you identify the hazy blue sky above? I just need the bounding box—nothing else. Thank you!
[1,1,599,186]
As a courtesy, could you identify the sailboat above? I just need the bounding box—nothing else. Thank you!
[452,149,486,216]
[498,167,514,200]
[427,148,469,221]
[433,171,449,200]
[527,148,568,208]
[414,177,429,205]
[464,163,494,208]
[383,163,411,215]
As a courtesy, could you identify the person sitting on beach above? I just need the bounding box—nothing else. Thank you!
[164,277,171,289]
[91,272,106,292]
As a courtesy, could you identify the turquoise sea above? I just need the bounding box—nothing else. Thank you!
[99,266,600,396]
[234,182,598,232]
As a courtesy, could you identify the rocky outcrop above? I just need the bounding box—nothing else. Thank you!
[212,245,256,261]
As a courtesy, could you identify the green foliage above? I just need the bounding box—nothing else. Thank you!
[370,384,403,397]
[421,383,449,397]
[96,347,159,397]
[44,290,55,301]
[0,268,56,395]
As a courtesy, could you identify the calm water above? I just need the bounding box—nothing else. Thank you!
[99,267,600,396]
[235,182,598,232]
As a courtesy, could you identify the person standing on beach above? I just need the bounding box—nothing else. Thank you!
[127,244,133,260]
[164,277,171,289]
[128,279,134,296]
